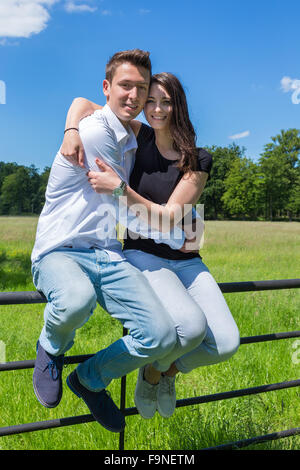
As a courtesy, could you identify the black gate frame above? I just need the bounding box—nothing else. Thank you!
[0,278,300,450]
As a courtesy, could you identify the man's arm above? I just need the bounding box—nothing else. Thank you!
[61,98,102,168]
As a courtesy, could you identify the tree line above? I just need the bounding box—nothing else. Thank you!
[201,128,300,220]
[0,128,299,220]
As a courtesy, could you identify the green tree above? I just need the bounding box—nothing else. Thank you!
[36,166,50,212]
[259,129,300,220]
[200,143,244,219]
[0,161,19,191]
[0,161,51,215]
[0,166,36,214]
[222,157,263,219]
[287,165,300,219]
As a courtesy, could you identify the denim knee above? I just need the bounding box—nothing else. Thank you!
[51,282,97,331]
[135,315,177,361]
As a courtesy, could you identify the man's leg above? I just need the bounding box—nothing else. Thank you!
[74,249,177,392]
[32,250,97,408]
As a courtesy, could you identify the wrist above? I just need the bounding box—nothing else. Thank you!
[112,179,126,198]
[64,127,79,134]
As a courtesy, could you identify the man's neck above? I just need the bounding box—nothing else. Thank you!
[106,103,131,132]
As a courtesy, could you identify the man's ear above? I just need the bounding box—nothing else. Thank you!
[103,79,110,100]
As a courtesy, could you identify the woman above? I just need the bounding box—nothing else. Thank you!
[61,72,240,419]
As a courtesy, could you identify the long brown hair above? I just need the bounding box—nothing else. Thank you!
[150,72,198,173]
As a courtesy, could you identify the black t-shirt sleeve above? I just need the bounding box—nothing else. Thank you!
[196,148,213,176]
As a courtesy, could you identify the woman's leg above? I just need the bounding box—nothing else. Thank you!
[173,258,240,373]
[123,250,208,373]
[124,250,208,418]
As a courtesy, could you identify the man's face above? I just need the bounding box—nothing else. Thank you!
[103,62,150,125]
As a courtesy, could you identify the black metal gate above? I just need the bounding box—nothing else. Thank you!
[1,279,300,450]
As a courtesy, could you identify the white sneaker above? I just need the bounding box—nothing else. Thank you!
[157,374,176,418]
[134,367,158,419]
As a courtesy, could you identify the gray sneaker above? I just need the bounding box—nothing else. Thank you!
[157,374,176,418]
[134,367,158,419]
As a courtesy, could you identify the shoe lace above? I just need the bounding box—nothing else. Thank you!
[160,375,175,395]
[142,381,158,401]
[46,356,64,380]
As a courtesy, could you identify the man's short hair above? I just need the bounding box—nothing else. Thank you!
[105,49,152,83]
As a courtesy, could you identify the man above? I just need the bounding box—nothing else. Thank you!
[32,50,184,433]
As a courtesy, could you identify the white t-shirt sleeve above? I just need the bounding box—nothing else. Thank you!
[79,120,122,173]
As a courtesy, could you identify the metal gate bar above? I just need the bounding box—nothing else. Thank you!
[1,279,300,305]
[1,330,300,372]
[202,427,300,451]
[0,379,299,437]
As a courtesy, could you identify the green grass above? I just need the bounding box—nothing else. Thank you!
[0,217,299,450]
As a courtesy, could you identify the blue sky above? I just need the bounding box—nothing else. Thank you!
[0,0,299,172]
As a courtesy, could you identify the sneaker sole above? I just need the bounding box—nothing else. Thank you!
[157,401,176,418]
[32,374,62,409]
[66,374,82,398]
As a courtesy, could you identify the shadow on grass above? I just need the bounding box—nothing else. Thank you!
[0,249,33,290]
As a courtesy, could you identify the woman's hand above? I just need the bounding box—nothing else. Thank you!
[179,219,204,253]
[87,159,121,194]
[61,130,86,168]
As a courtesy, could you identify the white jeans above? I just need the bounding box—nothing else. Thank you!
[124,250,240,373]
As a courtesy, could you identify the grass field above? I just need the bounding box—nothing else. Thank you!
[0,217,299,450]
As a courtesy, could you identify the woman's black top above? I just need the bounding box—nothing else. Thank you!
[123,123,213,260]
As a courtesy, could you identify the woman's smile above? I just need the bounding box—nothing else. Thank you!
[144,82,172,130]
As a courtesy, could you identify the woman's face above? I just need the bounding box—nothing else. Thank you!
[144,83,172,131]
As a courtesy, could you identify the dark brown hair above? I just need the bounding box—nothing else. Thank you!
[105,49,152,83]
[150,72,198,174]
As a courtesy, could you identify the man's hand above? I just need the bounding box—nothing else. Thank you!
[60,129,86,168]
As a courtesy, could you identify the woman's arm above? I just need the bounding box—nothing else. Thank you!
[88,159,208,232]
[61,97,102,168]
[125,170,208,231]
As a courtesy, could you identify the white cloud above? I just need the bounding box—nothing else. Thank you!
[0,38,19,47]
[229,130,250,140]
[280,76,300,104]
[64,1,97,13]
[139,9,151,15]
[100,9,111,15]
[0,0,59,38]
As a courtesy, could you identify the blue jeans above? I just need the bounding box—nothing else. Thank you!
[32,248,177,391]
[124,250,240,373]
